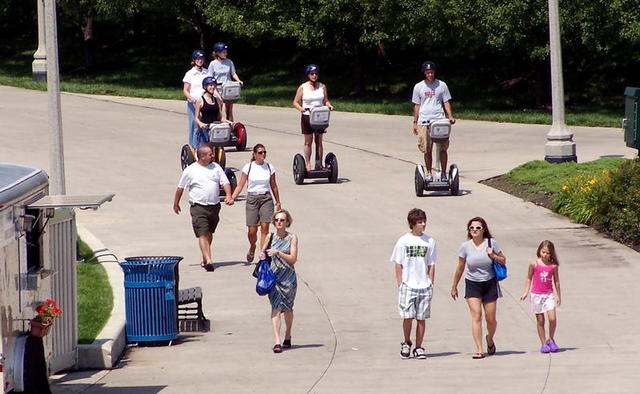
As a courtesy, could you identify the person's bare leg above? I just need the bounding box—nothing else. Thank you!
[314,133,324,168]
[536,313,547,345]
[440,149,448,174]
[247,226,257,261]
[271,309,282,345]
[547,309,557,342]
[226,102,234,122]
[484,300,497,348]
[415,320,426,348]
[424,150,433,174]
[304,134,313,171]
[466,297,484,354]
[198,233,213,264]
[403,319,413,343]
[283,311,294,341]
[259,222,270,249]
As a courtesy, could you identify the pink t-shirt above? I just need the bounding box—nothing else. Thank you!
[531,260,555,295]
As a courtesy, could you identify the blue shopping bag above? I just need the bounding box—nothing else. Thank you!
[256,257,276,296]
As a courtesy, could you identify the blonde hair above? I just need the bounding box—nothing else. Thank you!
[272,209,293,228]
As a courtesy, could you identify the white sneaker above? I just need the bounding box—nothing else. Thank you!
[413,347,427,359]
[425,173,433,182]
[441,173,448,182]
[400,341,412,359]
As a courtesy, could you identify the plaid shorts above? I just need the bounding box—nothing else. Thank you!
[398,283,433,320]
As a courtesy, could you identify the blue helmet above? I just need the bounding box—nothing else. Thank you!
[304,64,319,75]
[421,61,436,72]
[202,76,217,89]
[192,50,205,59]
[213,42,228,52]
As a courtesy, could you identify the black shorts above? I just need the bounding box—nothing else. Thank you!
[465,278,501,302]
[301,114,326,135]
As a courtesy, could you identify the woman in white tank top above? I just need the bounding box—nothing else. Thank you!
[293,64,333,171]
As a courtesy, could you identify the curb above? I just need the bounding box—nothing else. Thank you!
[76,225,126,369]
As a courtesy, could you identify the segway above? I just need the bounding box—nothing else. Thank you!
[292,106,338,184]
[414,119,460,196]
[179,122,237,195]
[221,81,247,152]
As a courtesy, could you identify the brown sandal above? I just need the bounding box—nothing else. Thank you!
[472,352,485,359]
[246,245,256,263]
[272,344,282,353]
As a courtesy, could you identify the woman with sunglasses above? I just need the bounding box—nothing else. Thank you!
[451,217,507,359]
[293,64,333,171]
[231,144,282,262]
[261,209,298,353]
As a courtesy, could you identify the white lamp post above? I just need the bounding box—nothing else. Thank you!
[544,0,577,163]
[44,0,66,194]
[32,0,47,82]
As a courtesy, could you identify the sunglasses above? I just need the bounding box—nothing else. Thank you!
[274,218,287,223]
[468,226,483,231]
[256,151,267,155]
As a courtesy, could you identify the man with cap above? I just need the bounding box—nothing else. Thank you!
[411,61,456,182]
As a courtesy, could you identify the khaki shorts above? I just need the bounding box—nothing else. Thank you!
[190,203,221,237]
[245,193,274,226]
[417,124,449,153]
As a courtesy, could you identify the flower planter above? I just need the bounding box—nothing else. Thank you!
[29,320,52,338]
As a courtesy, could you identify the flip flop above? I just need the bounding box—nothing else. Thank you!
[486,335,496,355]
[283,338,292,349]
[204,263,215,272]
[272,344,282,353]
[472,353,485,359]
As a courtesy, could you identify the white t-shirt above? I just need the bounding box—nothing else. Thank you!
[177,162,229,205]
[183,67,209,99]
[411,79,452,124]
[207,59,236,85]
[241,161,275,194]
[390,232,436,289]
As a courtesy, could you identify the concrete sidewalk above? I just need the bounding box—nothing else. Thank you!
[1,85,638,393]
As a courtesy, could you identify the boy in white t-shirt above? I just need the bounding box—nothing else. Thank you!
[390,208,436,359]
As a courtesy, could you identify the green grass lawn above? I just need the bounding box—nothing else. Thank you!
[505,158,627,195]
[0,56,621,127]
[77,238,113,344]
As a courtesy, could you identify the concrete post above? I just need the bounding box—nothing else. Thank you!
[544,0,577,163]
[32,0,47,82]
[45,0,66,194]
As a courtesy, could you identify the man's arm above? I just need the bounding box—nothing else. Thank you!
[412,104,420,135]
[443,101,456,124]
[173,188,184,214]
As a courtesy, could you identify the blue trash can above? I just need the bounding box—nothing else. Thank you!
[120,256,183,342]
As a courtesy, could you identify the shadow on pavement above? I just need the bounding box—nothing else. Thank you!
[426,351,460,358]
[52,384,166,393]
[289,343,325,350]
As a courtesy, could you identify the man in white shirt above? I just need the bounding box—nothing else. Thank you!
[411,61,456,182]
[173,145,234,271]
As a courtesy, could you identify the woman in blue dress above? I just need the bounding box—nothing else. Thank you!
[261,209,298,353]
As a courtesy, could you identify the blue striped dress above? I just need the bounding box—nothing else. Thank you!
[268,233,297,311]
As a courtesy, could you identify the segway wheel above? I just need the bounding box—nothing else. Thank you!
[214,146,226,169]
[414,166,424,197]
[325,152,338,183]
[293,154,306,185]
[450,164,460,196]
[180,144,195,170]
[234,123,247,152]
[222,168,236,196]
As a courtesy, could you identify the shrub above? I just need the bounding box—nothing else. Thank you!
[553,158,640,248]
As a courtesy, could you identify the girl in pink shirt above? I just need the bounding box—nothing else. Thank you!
[520,240,562,353]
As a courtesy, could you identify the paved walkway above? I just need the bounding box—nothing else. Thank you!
[1,85,638,393]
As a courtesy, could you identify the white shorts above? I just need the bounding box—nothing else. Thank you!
[530,292,557,314]
[398,283,433,320]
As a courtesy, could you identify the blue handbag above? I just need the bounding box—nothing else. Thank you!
[489,238,507,281]
[256,257,276,296]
